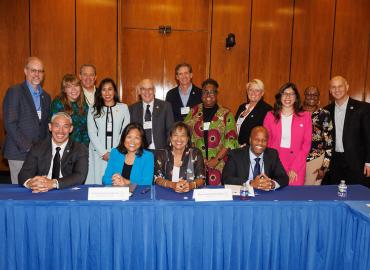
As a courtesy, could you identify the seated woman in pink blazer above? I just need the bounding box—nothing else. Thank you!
[263,83,312,186]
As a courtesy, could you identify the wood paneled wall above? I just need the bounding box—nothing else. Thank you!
[0,0,369,170]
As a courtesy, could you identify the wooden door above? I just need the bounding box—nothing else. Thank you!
[120,0,211,104]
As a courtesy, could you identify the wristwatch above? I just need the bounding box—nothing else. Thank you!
[53,179,59,189]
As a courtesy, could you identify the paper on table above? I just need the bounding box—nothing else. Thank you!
[224,185,241,196]
[88,187,130,201]
[193,188,233,202]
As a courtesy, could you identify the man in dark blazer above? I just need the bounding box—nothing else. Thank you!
[129,79,174,150]
[165,63,202,122]
[222,126,288,190]
[2,57,51,184]
[324,76,370,187]
[18,112,88,192]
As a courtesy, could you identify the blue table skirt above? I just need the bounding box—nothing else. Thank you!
[0,185,369,270]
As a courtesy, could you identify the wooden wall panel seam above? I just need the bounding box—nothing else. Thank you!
[247,0,254,82]
[288,0,296,82]
[329,0,338,80]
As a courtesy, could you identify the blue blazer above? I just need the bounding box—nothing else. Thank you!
[103,148,154,185]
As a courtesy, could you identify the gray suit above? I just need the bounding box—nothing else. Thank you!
[18,139,89,189]
[3,81,51,160]
[129,98,174,149]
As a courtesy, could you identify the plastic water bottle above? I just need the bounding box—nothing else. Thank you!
[240,182,249,200]
[337,180,347,198]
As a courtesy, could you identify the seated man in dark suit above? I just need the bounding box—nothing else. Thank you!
[18,112,88,192]
[222,126,288,190]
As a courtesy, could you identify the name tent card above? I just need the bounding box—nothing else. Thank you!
[193,188,233,202]
[88,187,130,201]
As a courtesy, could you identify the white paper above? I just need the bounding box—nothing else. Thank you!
[88,187,130,201]
[224,184,241,196]
[181,107,190,115]
[193,188,233,202]
[143,121,152,129]
[203,122,210,131]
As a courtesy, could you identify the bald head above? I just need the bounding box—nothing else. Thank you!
[329,75,349,105]
[138,78,155,103]
[249,126,268,156]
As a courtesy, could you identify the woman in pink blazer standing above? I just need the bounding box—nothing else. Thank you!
[263,83,312,185]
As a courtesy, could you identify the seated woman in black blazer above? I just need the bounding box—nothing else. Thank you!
[154,122,205,192]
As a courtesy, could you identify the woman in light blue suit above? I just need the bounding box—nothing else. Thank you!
[103,123,154,186]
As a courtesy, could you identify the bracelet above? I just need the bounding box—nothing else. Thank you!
[193,182,197,189]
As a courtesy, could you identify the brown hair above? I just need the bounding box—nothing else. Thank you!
[59,74,86,115]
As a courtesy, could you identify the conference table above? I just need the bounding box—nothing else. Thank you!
[0,184,369,270]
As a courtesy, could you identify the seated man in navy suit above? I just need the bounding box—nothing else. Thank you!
[222,126,288,190]
[18,112,88,192]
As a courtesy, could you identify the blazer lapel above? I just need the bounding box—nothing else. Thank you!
[61,140,73,170]
[138,103,144,125]
[263,151,272,176]
[21,82,40,122]
[342,98,355,143]
[40,140,53,175]
[243,147,251,178]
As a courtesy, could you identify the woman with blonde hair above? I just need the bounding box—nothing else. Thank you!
[235,79,272,146]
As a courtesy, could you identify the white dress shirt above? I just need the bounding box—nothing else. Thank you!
[334,97,349,152]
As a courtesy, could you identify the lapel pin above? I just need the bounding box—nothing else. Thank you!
[156,105,159,109]
[250,115,254,118]
[350,106,354,110]
[299,124,303,127]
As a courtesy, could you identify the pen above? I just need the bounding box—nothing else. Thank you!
[141,188,151,194]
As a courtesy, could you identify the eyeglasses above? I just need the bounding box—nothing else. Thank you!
[28,68,44,74]
[282,92,296,97]
[202,90,217,96]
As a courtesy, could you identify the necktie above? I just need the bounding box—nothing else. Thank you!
[253,157,261,179]
[144,104,152,145]
[52,147,61,179]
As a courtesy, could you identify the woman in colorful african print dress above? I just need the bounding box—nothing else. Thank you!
[50,74,89,146]
[185,78,238,185]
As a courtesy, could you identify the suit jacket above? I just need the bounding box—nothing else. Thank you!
[103,148,154,185]
[235,99,272,145]
[263,111,312,184]
[129,99,174,149]
[222,146,288,187]
[165,85,202,122]
[18,139,89,189]
[324,98,370,182]
[2,81,51,160]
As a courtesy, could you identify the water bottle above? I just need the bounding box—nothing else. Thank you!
[240,182,249,200]
[337,180,347,198]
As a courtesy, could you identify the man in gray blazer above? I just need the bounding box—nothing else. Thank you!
[18,112,88,192]
[129,79,174,150]
[2,57,51,184]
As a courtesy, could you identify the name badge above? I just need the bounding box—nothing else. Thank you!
[143,121,152,129]
[37,110,42,120]
[181,107,190,115]
[203,122,210,131]
[107,122,113,131]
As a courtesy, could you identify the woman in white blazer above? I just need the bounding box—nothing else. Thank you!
[85,78,130,184]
